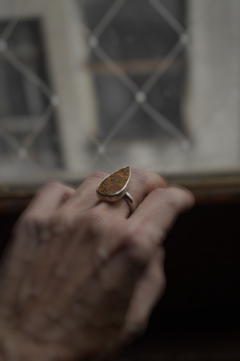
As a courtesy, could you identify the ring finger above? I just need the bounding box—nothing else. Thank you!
[64,168,167,219]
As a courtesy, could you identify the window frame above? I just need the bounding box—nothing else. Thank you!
[0,0,240,195]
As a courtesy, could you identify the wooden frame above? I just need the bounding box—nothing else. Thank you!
[1,171,240,216]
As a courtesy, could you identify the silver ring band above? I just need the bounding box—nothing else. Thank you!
[123,192,135,214]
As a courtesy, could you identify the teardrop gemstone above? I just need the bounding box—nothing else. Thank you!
[97,166,130,195]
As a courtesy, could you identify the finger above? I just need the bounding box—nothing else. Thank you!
[65,250,165,352]
[27,172,117,299]
[62,169,167,218]
[0,182,75,320]
[96,168,167,218]
[47,186,192,324]
[1,181,75,284]
[23,181,75,219]
[64,250,143,350]
[20,182,75,294]
[24,219,117,327]
[37,249,143,343]
[123,187,194,265]
[61,171,109,213]
[25,200,114,312]
[39,170,166,288]
[131,186,194,225]
[123,248,165,338]
[16,181,75,245]
[54,169,166,271]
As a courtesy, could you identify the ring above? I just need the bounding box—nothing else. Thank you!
[96,166,135,214]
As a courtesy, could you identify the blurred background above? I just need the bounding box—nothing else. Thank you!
[1,0,240,360]
[1,0,240,184]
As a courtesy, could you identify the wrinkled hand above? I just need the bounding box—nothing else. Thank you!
[0,169,194,361]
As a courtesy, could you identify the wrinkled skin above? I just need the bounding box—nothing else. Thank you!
[0,169,194,361]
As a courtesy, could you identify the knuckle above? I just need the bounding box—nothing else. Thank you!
[86,207,102,222]
[122,223,144,248]
[150,263,165,289]
[49,209,73,234]
[62,186,75,200]
[131,169,166,190]
[131,168,148,187]
[149,264,166,299]
[152,188,176,209]
[15,212,44,240]
[49,212,64,233]
[37,181,74,201]
[80,208,105,233]
[19,212,39,228]
[87,171,108,182]
[32,214,47,229]
[156,174,167,188]
[153,271,164,289]
[126,318,148,338]
[50,207,106,238]
[39,181,63,193]
[121,224,152,266]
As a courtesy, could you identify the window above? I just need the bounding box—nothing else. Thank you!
[0,0,240,187]
[0,20,61,180]
[76,0,190,171]
[81,0,186,139]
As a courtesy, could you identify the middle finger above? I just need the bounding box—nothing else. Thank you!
[64,168,167,219]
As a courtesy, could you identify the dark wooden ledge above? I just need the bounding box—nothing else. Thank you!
[1,172,240,214]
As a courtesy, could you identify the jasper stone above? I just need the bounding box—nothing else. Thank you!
[98,166,130,195]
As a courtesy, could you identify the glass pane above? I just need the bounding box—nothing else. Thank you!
[0,0,240,185]
[0,20,62,181]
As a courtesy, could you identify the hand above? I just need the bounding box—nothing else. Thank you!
[0,169,194,361]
